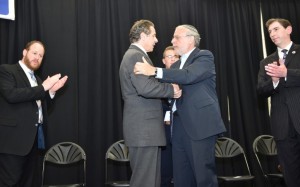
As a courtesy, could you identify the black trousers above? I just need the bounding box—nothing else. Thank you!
[0,138,40,187]
[276,121,300,187]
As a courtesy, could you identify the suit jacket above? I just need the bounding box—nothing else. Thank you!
[0,63,49,156]
[161,48,226,140]
[119,45,174,147]
[257,43,300,140]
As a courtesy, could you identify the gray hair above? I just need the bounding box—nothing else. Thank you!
[180,24,201,47]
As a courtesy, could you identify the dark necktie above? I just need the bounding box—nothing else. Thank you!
[281,49,288,63]
[29,72,45,149]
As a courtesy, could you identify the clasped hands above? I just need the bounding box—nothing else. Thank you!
[42,74,68,94]
[265,59,287,82]
[172,84,182,98]
[134,56,182,99]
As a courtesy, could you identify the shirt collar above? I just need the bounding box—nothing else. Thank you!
[19,60,34,76]
[277,41,293,53]
[182,47,195,58]
[132,43,148,56]
[180,48,195,62]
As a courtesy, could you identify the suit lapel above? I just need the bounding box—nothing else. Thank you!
[182,48,199,69]
[285,44,299,66]
[171,59,181,69]
[130,44,153,65]
[143,55,153,66]
[36,75,42,85]
[16,63,31,87]
[268,52,278,65]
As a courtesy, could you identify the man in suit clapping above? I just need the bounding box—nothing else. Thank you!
[257,18,300,187]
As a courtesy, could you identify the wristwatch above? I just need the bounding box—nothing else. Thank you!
[154,68,157,76]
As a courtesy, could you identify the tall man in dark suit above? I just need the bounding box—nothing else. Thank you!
[257,18,300,187]
[0,40,68,187]
[134,25,226,187]
[119,20,181,187]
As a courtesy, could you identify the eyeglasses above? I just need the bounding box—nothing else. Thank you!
[172,35,193,40]
[164,55,179,59]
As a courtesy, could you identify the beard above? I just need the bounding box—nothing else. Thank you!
[24,55,41,71]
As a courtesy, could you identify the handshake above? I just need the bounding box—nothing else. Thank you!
[172,84,182,99]
[42,74,68,94]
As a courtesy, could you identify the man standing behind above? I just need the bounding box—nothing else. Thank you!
[257,18,300,187]
[0,40,68,187]
[134,25,226,187]
[119,20,181,187]
[161,46,179,187]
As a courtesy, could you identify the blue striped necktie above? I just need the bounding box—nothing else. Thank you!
[281,49,288,63]
[29,72,45,149]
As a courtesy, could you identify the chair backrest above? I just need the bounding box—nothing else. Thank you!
[215,137,245,157]
[105,140,130,186]
[215,137,252,176]
[253,135,281,179]
[253,135,277,156]
[42,142,86,186]
[106,140,129,161]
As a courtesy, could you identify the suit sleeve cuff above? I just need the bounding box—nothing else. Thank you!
[156,68,163,79]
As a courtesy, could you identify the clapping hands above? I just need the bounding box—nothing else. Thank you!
[265,59,287,82]
[42,74,68,93]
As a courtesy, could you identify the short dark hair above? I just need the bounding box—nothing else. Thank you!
[25,40,45,51]
[265,18,291,29]
[129,20,154,43]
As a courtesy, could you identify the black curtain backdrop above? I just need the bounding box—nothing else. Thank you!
[0,0,299,186]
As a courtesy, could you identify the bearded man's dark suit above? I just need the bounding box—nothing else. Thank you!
[0,63,50,187]
[160,48,226,187]
[257,43,300,187]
